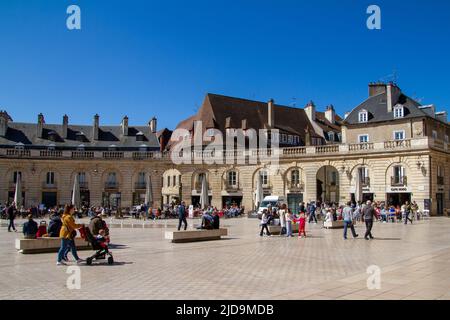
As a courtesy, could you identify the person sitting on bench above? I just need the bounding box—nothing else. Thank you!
[197,212,214,230]
[23,214,38,239]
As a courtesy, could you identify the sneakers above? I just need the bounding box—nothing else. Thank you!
[76,259,85,264]
[56,261,67,266]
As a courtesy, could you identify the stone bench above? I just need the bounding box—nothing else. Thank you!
[165,228,228,243]
[16,237,91,254]
[267,224,299,235]
[323,220,345,229]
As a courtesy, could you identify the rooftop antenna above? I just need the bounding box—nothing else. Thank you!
[291,97,297,108]
[378,69,398,84]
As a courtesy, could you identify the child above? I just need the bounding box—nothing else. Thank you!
[96,229,110,248]
[298,211,307,238]
[285,209,293,237]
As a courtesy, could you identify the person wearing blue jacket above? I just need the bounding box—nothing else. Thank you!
[23,214,38,239]
[177,202,187,231]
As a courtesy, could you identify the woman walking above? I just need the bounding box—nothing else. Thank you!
[57,204,84,265]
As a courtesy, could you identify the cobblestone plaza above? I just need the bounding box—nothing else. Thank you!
[1,217,450,300]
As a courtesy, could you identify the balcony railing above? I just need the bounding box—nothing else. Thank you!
[360,177,370,187]
[104,182,119,189]
[103,152,124,159]
[391,176,407,186]
[132,152,155,160]
[224,183,239,191]
[40,150,62,158]
[384,139,411,149]
[71,151,94,159]
[289,182,305,190]
[79,181,89,189]
[437,176,445,185]
[6,149,30,157]
[42,182,57,189]
[315,145,339,154]
[135,182,147,189]
[349,143,374,151]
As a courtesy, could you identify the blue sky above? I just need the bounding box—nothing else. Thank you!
[0,0,449,129]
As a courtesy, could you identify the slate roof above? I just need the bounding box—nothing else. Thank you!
[343,88,445,125]
[0,121,161,150]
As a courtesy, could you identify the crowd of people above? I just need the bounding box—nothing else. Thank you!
[258,199,420,240]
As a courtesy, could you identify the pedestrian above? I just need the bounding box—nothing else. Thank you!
[308,202,317,223]
[177,201,187,231]
[404,201,413,224]
[23,214,38,239]
[278,204,287,235]
[285,209,293,237]
[363,200,376,240]
[57,204,85,266]
[298,211,307,238]
[343,202,358,240]
[7,202,17,232]
[259,209,271,237]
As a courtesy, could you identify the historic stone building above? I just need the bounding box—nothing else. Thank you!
[1,82,449,215]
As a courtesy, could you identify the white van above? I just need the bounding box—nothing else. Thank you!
[257,196,285,215]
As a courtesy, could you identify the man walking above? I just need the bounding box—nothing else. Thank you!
[343,202,358,240]
[177,201,187,231]
[7,202,17,232]
[308,201,317,223]
[404,201,413,224]
[363,200,376,240]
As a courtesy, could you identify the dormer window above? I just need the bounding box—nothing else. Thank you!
[76,132,85,142]
[393,105,404,118]
[108,144,117,151]
[206,128,215,137]
[14,142,25,150]
[328,131,335,142]
[358,110,368,123]
[48,144,56,151]
[77,144,85,151]
[139,144,148,152]
[136,131,145,142]
[48,131,58,142]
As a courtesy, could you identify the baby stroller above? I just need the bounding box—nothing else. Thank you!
[81,226,114,265]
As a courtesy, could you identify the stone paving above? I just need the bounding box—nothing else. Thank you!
[1,217,450,300]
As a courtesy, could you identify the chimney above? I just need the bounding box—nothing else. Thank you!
[368,82,387,97]
[324,105,335,123]
[241,119,247,130]
[62,114,68,138]
[0,110,11,137]
[304,127,311,146]
[121,116,129,136]
[304,101,316,121]
[149,117,157,133]
[225,117,231,128]
[37,113,44,138]
[386,82,401,113]
[93,114,99,140]
[268,99,275,127]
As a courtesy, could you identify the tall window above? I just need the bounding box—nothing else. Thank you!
[393,106,404,118]
[359,110,368,123]
[358,167,369,184]
[432,130,438,139]
[173,175,177,186]
[78,172,86,183]
[228,171,237,186]
[107,173,117,184]
[330,171,338,186]
[13,171,22,183]
[167,176,171,187]
[291,169,300,186]
[393,166,405,185]
[46,172,55,185]
[328,132,335,142]
[138,172,146,184]
[260,171,268,186]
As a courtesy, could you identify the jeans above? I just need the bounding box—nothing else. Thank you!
[286,221,292,237]
[178,217,187,231]
[309,213,317,223]
[260,224,270,236]
[343,221,357,239]
[364,220,374,239]
[404,212,413,224]
[57,238,80,262]
[8,219,16,231]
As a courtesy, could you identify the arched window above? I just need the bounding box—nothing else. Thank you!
[392,166,406,186]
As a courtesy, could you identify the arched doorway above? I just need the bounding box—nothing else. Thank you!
[316,165,339,204]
